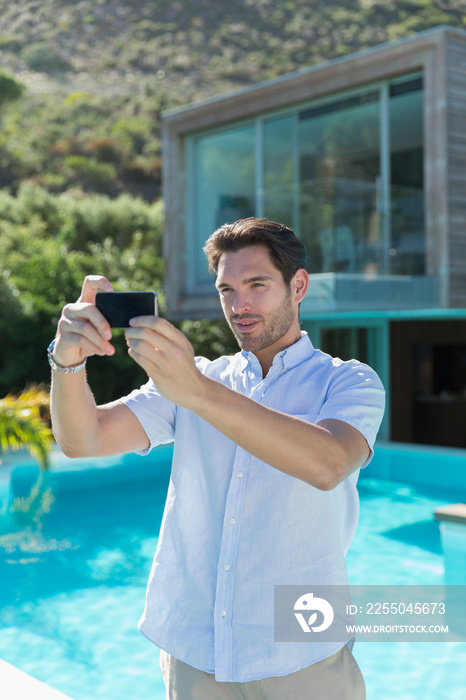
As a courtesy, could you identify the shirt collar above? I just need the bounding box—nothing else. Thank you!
[239,331,315,374]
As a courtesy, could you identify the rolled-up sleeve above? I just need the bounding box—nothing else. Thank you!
[119,379,176,454]
[316,360,385,466]
[118,357,213,455]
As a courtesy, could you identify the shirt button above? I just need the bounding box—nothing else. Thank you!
[229,518,237,525]
[220,609,227,617]
[224,564,230,571]
[237,472,244,478]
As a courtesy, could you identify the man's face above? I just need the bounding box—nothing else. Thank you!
[215,245,298,354]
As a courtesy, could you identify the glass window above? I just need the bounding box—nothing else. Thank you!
[262,115,296,229]
[188,73,425,289]
[298,92,380,274]
[389,77,424,275]
[192,124,255,284]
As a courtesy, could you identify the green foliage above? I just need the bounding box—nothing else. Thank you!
[0,182,237,404]
[0,1,464,199]
[0,272,40,392]
[0,181,163,253]
[0,385,52,469]
[1,88,164,199]
[21,42,71,73]
[0,185,165,401]
[63,155,116,191]
[0,70,25,107]
[0,0,463,407]
[181,319,238,360]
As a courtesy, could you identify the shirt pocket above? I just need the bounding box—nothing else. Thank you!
[259,412,320,478]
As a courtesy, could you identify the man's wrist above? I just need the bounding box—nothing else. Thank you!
[47,339,87,374]
[179,372,214,413]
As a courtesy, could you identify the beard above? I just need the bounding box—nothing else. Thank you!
[228,287,295,353]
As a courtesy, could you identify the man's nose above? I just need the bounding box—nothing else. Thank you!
[232,292,251,315]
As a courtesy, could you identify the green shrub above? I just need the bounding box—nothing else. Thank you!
[181,319,238,360]
[0,70,25,107]
[21,42,71,73]
[0,188,165,401]
[63,156,116,191]
[0,182,163,252]
[0,182,237,402]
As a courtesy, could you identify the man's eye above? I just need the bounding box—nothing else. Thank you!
[252,283,264,288]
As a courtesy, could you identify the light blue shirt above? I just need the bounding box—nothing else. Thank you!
[121,332,385,682]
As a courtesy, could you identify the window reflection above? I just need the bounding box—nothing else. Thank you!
[263,115,295,229]
[389,78,424,275]
[261,77,424,278]
[298,92,380,275]
[194,125,255,283]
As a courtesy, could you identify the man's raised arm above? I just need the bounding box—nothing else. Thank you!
[50,275,149,458]
[125,316,375,491]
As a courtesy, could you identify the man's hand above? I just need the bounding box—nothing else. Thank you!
[50,276,151,459]
[53,275,116,368]
[125,316,207,408]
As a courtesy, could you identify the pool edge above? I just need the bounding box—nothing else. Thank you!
[0,659,76,700]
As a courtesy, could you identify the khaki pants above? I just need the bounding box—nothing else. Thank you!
[160,645,366,700]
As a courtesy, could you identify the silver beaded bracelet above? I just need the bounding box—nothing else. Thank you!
[47,339,87,374]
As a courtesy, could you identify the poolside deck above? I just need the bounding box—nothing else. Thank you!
[0,659,75,700]
[434,503,466,525]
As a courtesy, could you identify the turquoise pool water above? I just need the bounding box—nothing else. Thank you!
[0,446,465,699]
[347,477,465,700]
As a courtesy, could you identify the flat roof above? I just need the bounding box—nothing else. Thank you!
[162,24,466,122]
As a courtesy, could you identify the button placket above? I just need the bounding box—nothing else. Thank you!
[213,447,250,679]
[254,363,286,403]
[213,358,285,679]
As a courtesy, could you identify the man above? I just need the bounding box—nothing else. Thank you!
[49,218,385,699]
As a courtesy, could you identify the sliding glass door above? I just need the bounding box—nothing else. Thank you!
[260,74,424,277]
[297,91,380,274]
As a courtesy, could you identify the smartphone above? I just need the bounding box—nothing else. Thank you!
[95,291,158,328]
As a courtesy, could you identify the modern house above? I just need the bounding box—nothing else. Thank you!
[161,25,466,448]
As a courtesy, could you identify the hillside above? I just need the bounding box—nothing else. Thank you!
[0,0,465,199]
[0,0,465,396]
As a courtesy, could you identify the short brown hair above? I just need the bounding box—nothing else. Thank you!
[203,217,308,286]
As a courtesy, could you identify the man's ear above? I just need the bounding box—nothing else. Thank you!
[292,268,309,304]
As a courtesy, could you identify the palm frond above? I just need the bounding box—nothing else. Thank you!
[0,385,52,469]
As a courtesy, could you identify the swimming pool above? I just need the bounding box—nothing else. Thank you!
[0,444,465,699]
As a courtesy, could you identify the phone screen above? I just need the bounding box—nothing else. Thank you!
[96,291,158,328]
